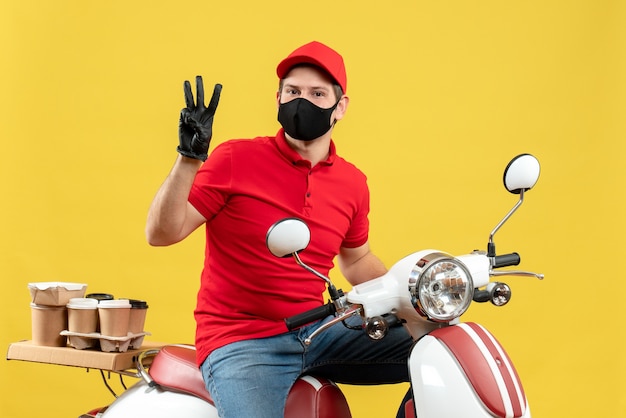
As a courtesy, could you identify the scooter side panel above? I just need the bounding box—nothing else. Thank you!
[410,324,530,418]
[410,335,496,418]
[102,381,219,418]
[433,323,528,417]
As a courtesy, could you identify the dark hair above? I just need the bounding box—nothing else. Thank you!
[278,63,344,102]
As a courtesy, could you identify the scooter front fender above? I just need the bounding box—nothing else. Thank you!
[101,380,218,418]
[409,322,530,418]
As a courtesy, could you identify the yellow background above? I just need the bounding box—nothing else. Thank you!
[2,1,625,417]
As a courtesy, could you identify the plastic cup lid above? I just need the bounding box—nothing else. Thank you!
[67,298,99,309]
[98,299,132,309]
[126,299,149,309]
[85,293,114,301]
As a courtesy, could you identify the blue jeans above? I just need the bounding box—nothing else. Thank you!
[200,316,414,418]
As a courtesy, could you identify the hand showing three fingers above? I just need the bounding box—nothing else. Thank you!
[177,76,222,161]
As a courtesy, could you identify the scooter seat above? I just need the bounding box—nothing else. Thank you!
[149,345,351,418]
[149,345,214,404]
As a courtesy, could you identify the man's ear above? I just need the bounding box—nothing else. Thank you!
[334,95,350,121]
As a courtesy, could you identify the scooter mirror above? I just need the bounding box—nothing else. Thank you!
[266,218,311,258]
[503,154,540,194]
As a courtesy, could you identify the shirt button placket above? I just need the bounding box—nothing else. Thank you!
[303,169,313,216]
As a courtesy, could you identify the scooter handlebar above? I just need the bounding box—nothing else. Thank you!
[285,303,337,331]
[493,252,520,268]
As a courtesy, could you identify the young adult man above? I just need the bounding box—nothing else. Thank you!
[146,41,413,418]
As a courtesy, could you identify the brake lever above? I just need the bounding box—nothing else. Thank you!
[490,270,544,280]
[304,306,362,346]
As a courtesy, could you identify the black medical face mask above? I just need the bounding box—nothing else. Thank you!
[277,98,339,141]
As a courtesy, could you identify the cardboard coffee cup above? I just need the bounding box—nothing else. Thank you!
[31,303,67,347]
[67,298,99,333]
[127,299,149,334]
[85,293,114,332]
[98,299,131,337]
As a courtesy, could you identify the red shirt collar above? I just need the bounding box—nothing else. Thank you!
[275,129,336,167]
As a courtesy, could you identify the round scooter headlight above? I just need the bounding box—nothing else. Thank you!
[414,257,474,322]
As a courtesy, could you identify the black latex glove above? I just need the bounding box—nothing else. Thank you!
[177,76,222,161]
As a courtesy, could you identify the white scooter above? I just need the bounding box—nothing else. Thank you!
[83,153,542,418]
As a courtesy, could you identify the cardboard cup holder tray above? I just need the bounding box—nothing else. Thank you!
[60,330,151,352]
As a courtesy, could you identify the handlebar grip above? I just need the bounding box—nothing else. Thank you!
[285,303,336,331]
[473,289,491,303]
[493,252,520,268]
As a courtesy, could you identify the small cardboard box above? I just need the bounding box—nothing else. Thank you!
[6,340,165,371]
[28,282,87,306]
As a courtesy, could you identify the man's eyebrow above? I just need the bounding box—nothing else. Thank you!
[283,83,330,91]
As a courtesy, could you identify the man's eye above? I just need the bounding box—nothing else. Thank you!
[313,91,325,97]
